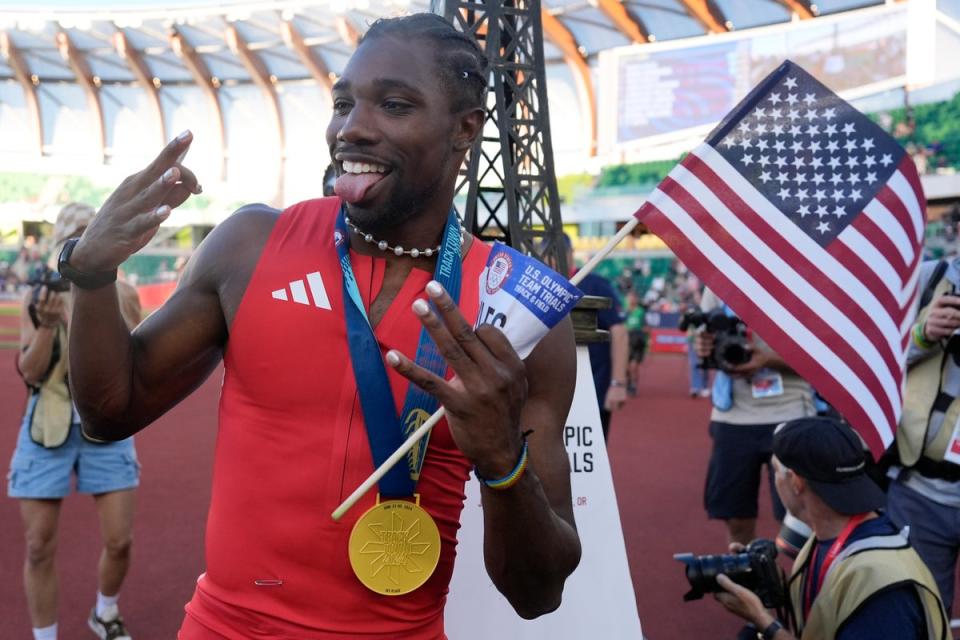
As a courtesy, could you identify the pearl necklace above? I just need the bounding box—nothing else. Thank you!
[345,215,465,259]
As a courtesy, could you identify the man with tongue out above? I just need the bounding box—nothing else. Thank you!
[58,13,581,639]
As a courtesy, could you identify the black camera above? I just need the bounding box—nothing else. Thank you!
[27,266,70,329]
[27,265,71,294]
[679,308,752,371]
[674,539,785,609]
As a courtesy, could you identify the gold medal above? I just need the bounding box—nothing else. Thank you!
[348,494,441,596]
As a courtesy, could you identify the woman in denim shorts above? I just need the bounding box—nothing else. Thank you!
[7,204,141,640]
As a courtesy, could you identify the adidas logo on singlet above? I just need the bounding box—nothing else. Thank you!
[271,272,331,310]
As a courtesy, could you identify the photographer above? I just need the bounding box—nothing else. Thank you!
[7,203,142,640]
[695,289,816,546]
[888,256,960,615]
[714,417,947,640]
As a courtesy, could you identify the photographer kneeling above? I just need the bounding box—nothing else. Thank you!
[714,417,948,640]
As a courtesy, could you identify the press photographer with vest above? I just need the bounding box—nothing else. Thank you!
[888,256,960,615]
[714,417,948,640]
[9,203,142,640]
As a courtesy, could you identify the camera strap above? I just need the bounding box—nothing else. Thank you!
[803,513,868,616]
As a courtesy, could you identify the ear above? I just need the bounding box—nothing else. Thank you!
[791,474,806,497]
[453,107,484,152]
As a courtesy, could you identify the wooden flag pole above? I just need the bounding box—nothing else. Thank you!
[569,218,640,288]
[332,408,447,520]
[331,216,642,520]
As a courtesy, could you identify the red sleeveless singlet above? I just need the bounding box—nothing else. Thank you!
[180,197,491,639]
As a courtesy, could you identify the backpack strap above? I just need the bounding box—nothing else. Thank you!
[920,261,949,310]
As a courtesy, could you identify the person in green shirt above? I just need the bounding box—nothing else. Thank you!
[625,290,647,395]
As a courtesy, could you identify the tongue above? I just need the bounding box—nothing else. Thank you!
[334,172,386,204]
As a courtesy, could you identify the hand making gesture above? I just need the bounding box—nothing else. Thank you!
[69,131,201,273]
[385,280,527,478]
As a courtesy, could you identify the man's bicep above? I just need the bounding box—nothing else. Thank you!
[131,281,225,387]
[123,235,230,417]
[522,318,578,522]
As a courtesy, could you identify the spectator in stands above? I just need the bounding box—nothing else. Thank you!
[12,242,43,286]
[887,251,960,616]
[562,235,628,438]
[7,203,142,640]
[0,260,14,293]
[695,289,817,546]
[616,267,633,297]
[942,206,959,246]
[714,417,948,640]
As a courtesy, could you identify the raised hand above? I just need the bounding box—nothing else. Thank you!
[32,287,66,328]
[725,343,770,378]
[385,280,528,479]
[694,329,714,359]
[70,131,201,273]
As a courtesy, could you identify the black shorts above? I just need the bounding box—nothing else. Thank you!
[628,330,647,362]
[704,421,786,521]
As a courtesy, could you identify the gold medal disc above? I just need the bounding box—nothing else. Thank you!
[348,496,441,596]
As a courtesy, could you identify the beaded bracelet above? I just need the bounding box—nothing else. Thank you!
[476,431,533,491]
[912,321,935,350]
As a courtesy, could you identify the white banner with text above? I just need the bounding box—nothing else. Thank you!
[445,347,642,639]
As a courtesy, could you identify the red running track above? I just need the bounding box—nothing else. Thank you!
[0,351,954,638]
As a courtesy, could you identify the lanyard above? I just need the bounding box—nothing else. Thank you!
[803,513,868,616]
[335,206,462,497]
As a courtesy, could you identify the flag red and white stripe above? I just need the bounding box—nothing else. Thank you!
[636,144,923,457]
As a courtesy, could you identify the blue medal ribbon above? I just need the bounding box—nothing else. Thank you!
[335,206,462,497]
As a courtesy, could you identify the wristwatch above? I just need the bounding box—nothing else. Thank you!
[759,620,783,640]
[58,238,118,290]
[610,379,627,388]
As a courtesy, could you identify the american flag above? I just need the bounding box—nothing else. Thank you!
[635,61,925,458]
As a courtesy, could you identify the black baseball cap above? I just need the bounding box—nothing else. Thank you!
[772,417,885,515]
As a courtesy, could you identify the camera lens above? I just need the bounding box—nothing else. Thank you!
[720,342,751,366]
[676,540,784,608]
[674,552,752,601]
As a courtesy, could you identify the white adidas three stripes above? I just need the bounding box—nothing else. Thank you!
[271,271,331,310]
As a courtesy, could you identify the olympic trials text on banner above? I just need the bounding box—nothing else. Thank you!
[475,242,583,356]
[633,60,926,458]
[447,347,643,638]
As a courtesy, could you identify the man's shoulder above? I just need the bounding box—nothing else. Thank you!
[218,202,282,236]
[281,196,342,217]
[577,272,614,295]
[217,197,336,231]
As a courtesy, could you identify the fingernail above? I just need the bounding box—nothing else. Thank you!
[156,205,171,217]
[176,129,191,141]
[412,299,430,316]
[426,281,443,297]
[385,351,400,366]
[162,167,177,183]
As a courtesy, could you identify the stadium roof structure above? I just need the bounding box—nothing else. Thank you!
[0,0,892,207]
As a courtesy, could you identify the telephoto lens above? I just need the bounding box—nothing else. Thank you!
[674,539,785,608]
